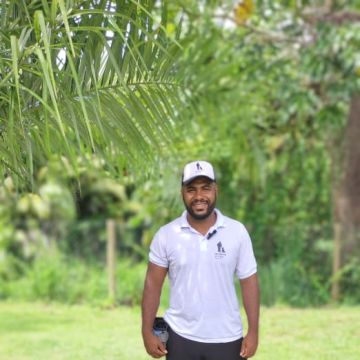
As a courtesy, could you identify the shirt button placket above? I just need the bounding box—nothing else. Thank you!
[200,235,207,252]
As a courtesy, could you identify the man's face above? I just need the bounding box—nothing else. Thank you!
[181,177,217,220]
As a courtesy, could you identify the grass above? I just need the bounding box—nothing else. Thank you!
[0,302,359,360]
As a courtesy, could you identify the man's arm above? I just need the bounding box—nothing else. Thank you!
[239,273,260,358]
[141,262,168,358]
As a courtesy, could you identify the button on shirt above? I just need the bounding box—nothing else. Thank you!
[149,209,257,343]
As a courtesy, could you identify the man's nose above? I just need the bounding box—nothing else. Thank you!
[194,190,205,199]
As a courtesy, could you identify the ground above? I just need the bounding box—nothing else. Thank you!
[0,302,359,359]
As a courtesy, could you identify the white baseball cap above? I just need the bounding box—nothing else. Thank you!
[182,161,216,185]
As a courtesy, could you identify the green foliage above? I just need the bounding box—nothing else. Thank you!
[1,1,360,307]
[0,0,186,183]
[0,175,76,264]
[117,259,148,306]
[338,257,360,305]
[0,254,148,305]
[1,254,103,303]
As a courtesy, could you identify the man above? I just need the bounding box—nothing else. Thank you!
[142,160,260,360]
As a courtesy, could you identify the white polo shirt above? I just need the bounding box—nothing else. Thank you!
[149,209,257,343]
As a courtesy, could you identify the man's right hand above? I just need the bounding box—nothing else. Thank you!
[143,332,168,358]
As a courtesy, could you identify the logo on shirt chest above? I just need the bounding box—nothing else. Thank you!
[214,241,226,259]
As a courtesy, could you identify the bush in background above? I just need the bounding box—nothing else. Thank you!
[0,254,148,306]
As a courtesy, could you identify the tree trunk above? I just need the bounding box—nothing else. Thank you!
[332,94,360,301]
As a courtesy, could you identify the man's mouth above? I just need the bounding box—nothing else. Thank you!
[192,201,208,211]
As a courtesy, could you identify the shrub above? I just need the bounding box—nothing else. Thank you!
[0,254,150,306]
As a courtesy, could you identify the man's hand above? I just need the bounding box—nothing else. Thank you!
[240,331,258,358]
[141,263,168,358]
[239,273,260,358]
[143,332,168,358]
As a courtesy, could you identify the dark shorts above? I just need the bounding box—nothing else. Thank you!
[166,327,247,360]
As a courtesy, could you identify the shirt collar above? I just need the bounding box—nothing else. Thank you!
[180,208,226,229]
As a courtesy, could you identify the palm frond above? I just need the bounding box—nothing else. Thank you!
[0,0,185,184]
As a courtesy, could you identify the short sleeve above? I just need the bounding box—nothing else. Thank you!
[149,228,169,268]
[235,224,257,279]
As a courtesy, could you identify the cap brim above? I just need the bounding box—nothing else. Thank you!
[182,175,215,185]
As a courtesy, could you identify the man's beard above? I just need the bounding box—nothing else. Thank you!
[184,198,216,220]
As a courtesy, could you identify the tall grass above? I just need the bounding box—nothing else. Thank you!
[0,252,353,306]
[0,254,148,306]
[259,259,331,307]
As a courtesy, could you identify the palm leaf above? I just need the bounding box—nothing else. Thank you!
[0,0,185,184]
